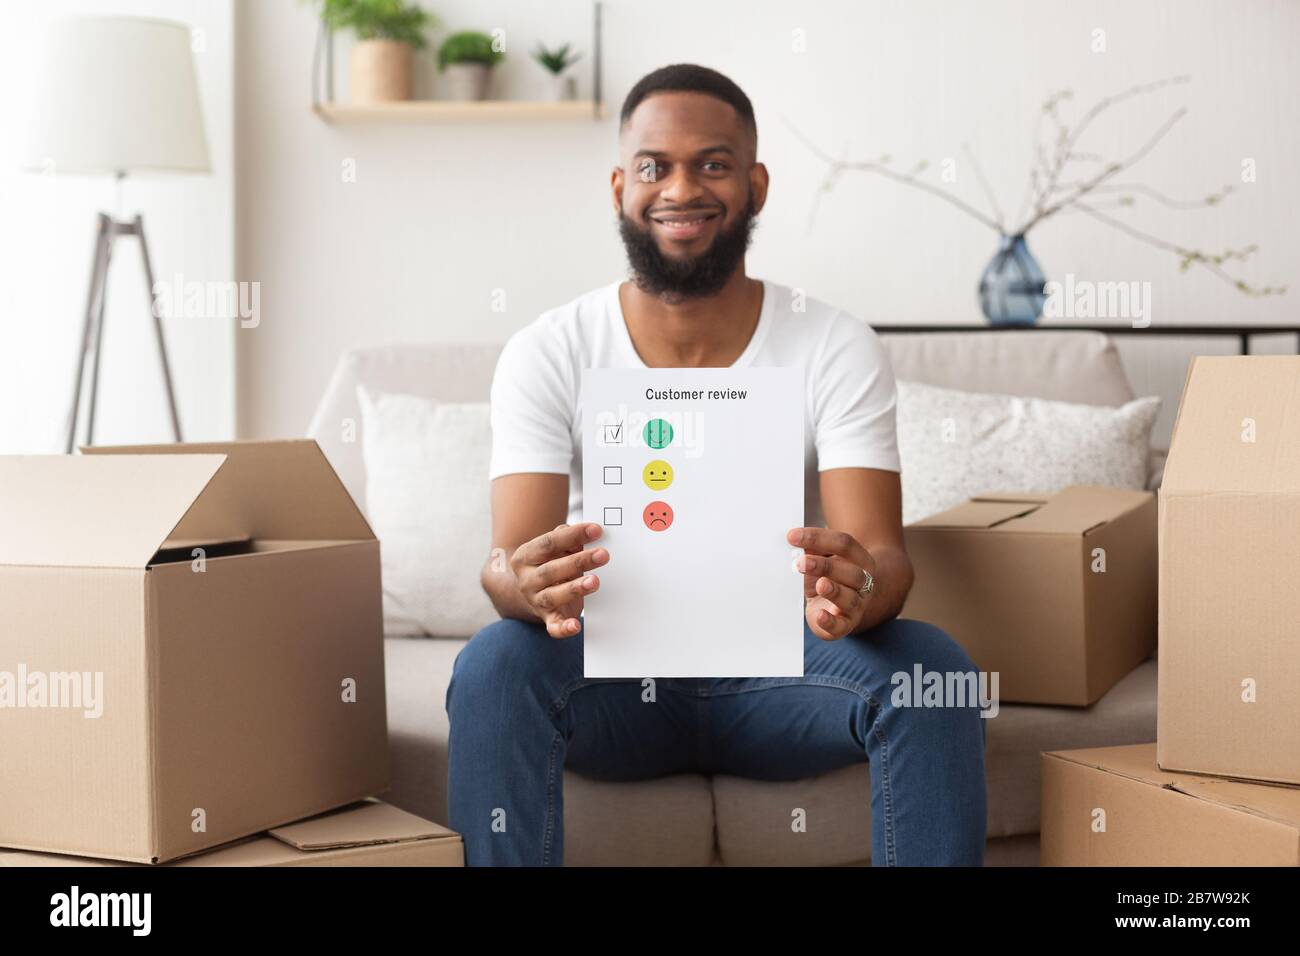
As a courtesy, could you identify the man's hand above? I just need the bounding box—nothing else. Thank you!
[509,522,609,638]
[788,526,879,640]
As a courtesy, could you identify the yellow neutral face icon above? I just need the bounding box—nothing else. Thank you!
[642,459,674,491]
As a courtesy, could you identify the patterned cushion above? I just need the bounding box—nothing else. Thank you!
[897,380,1160,525]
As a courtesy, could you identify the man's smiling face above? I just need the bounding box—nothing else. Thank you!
[613,91,768,298]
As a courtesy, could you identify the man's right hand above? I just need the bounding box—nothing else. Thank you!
[508,522,609,638]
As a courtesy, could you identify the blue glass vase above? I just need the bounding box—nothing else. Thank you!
[978,233,1047,326]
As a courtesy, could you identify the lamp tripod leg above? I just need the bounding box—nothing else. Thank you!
[65,214,112,454]
[85,227,116,446]
[135,214,183,442]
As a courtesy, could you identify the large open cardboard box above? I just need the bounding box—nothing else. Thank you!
[1042,743,1300,866]
[0,440,389,863]
[902,485,1156,706]
[0,799,461,867]
[1158,355,1300,785]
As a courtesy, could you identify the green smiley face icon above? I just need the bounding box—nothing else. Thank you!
[644,418,673,449]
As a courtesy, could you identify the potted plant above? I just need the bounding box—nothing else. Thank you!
[437,31,504,101]
[532,42,582,101]
[316,0,434,103]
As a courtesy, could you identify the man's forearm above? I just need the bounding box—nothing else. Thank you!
[854,544,914,634]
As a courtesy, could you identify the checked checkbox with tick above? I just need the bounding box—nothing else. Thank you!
[602,421,624,445]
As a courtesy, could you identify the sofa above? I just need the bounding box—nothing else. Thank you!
[307,330,1163,866]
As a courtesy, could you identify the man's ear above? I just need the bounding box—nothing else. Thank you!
[610,166,625,216]
[749,162,770,215]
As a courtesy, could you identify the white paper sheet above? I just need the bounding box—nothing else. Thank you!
[581,367,805,677]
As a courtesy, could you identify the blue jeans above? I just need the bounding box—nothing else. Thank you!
[445,615,987,866]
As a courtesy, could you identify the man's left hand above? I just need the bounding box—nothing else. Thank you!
[787,527,878,640]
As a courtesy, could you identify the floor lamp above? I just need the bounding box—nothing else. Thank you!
[27,16,211,452]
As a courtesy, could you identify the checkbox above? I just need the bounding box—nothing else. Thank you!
[603,465,622,485]
[602,423,624,445]
[603,507,622,526]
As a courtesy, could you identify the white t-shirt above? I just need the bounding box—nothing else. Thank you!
[488,278,900,528]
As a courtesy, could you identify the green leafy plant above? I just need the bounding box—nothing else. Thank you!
[314,0,433,50]
[532,42,582,75]
[437,31,505,70]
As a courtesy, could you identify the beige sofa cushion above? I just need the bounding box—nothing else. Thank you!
[880,331,1135,406]
[382,634,1155,866]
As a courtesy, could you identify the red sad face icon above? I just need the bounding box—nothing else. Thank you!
[642,501,674,531]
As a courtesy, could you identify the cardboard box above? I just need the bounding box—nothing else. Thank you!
[1159,355,1300,785]
[901,486,1156,706]
[0,800,463,867]
[0,440,389,863]
[1042,744,1300,866]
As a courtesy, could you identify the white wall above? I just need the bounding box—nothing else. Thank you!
[235,0,1299,444]
[1,0,234,454]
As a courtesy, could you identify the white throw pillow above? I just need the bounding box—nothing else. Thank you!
[896,380,1160,525]
[357,387,499,638]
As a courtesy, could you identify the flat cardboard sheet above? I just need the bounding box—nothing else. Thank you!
[581,368,804,677]
[268,799,453,849]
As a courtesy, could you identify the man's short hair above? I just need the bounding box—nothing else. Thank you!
[619,63,757,144]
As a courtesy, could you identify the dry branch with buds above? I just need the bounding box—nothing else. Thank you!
[789,77,1286,297]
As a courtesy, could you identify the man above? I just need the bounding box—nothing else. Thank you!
[446,64,986,866]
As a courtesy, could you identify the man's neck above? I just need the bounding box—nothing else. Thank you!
[619,268,764,369]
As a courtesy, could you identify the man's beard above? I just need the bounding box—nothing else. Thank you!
[618,197,757,302]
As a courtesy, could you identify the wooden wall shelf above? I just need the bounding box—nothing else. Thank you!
[312,3,604,124]
[313,100,604,123]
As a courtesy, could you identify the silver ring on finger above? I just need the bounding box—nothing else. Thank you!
[857,566,875,597]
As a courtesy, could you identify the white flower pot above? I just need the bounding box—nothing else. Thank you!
[546,73,577,101]
[442,62,491,101]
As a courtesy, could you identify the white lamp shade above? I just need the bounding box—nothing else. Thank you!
[27,16,210,176]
